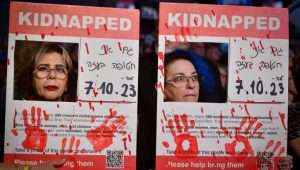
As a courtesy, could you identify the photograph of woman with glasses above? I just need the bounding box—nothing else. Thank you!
[14,41,78,102]
[164,49,226,103]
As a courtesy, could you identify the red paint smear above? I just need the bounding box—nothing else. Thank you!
[190,119,195,128]
[268,110,273,121]
[85,42,90,55]
[13,110,17,128]
[128,134,131,142]
[122,138,127,150]
[50,32,54,36]
[162,126,165,133]
[158,51,164,61]
[211,9,215,16]
[242,36,247,40]
[230,107,235,117]
[164,22,169,29]
[200,130,204,138]
[158,65,164,75]
[15,32,19,36]
[265,140,274,150]
[41,33,45,39]
[93,88,98,97]
[88,102,95,111]
[43,111,49,121]
[162,141,169,148]
[225,135,254,157]
[104,24,107,31]
[194,18,199,26]
[11,129,18,136]
[87,27,91,35]
[278,112,287,130]
[220,112,229,136]
[80,66,84,72]
[78,101,82,107]
[25,35,28,40]
[90,116,96,123]
[61,137,67,154]
[244,105,251,118]
[118,42,122,51]
[266,32,270,39]
[162,110,167,121]
[68,136,75,153]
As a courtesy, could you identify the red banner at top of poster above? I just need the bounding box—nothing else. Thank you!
[9,2,140,39]
[159,3,288,39]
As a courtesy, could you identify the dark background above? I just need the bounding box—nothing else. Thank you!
[0,0,299,170]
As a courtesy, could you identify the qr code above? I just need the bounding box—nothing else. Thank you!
[106,150,124,168]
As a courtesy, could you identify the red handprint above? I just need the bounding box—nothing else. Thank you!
[86,109,126,151]
[257,140,285,170]
[61,136,80,155]
[22,106,49,152]
[224,115,263,157]
[168,114,198,157]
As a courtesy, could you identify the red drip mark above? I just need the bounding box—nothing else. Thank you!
[200,130,204,138]
[43,110,49,121]
[164,22,169,29]
[278,112,287,130]
[259,66,262,71]
[91,116,96,123]
[87,27,91,35]
[22,106,48,152]
[25,35,28,41]
[61,138,67,154]
[273,141,281,153]
[265,140,274,150]
[167,113,198,157]
[211,9,215,16]
[104,24,107,31]
[85,42,90,55]
[158,52,164,61]
[158,65,164,75]
[162,125,165,133]
[6,142,10,147]
[55,26,58,29]
[41,33,45,39]
[12,110,18,136]
[88,102,95,111]
[230,107,235,117]
[240,48,242,54]
[162,110,167,121]
[118,42,122,51]
[86,109,127,151]
[244,104,250,118]
[258,77,261,80]
[268,110,273,121]
[56,104,59,108]
[68,136,75,153]
[217,140,220,144]
[266,32,270,39]
[78,101,82,107]
[162,141,169,148]
[15,32,19,36]
[200,107,204,113]
[50,32,54,36]
[93,88,98,97]
[241,55,245,60]
[80,66,84,72]
[220,112,229,136]
[122,138,127,150]
[259,40,264,49]
[277,147,285,157]
[11,46,14,50]
[128,134,131,142]
[7,58,10,66]
[194,17,199,26]
[242,36,247,40]
[99,100,103,105]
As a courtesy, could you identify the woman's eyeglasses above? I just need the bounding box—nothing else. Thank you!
[165,74,200,87]
[33,64,68,79]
